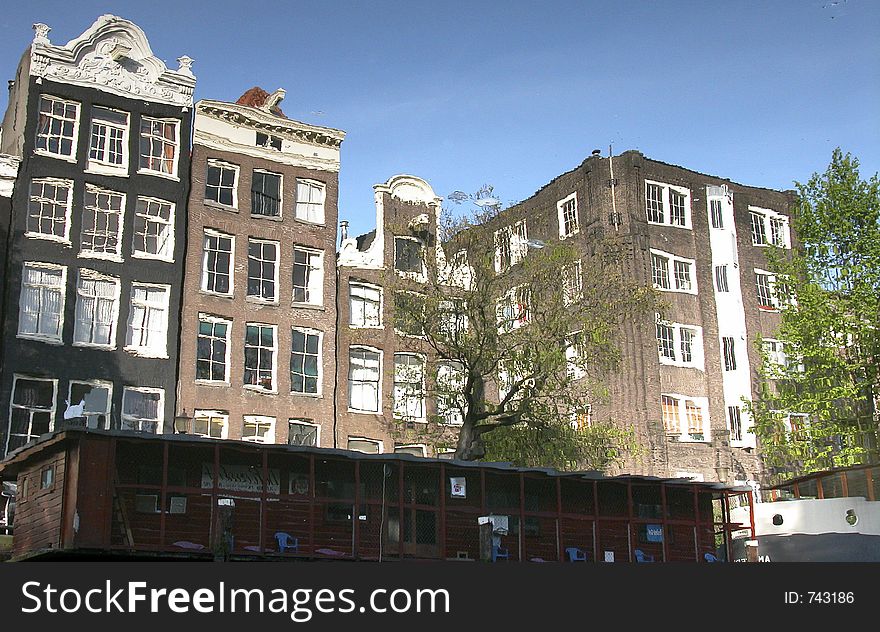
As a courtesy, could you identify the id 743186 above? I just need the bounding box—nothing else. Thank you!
[784,592,855,604]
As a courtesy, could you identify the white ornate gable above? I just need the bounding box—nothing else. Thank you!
[30,15,195,107]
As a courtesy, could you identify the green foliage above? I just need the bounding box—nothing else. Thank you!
[750,149,880,479]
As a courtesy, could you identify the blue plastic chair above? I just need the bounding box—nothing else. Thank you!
[492,544,509,562]
[704,552,721,563]
[634,549,655,563]
[565,547,588,562]
[275,532,299,553]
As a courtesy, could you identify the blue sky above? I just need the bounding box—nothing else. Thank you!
[1,1,877,239]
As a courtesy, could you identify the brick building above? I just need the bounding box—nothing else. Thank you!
[0,16,195,454]
[175,88,344,446]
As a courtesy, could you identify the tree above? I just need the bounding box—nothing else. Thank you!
[389,189,658,469]
[750,149,880,479]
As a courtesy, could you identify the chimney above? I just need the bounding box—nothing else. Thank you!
[591,149,601,157]
[339,220,349,244]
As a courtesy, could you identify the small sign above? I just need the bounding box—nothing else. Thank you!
[450,477,466,498]
[647,524,664,543]
[604,551,614,563]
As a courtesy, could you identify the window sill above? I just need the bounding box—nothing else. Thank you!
[243,385,278,395]
[85,165,129,178]
[293,216,326,227]
[291,302,325,310]
[654,286,699,296]
[647,220,692,230]
[246,296,280,306]
[559,230,580,240]
[290,391,323,399]
[203,200,239,213]
[24,233,72,246]
[349,324,384,330]
[395,271,427,283]
[199,289,235,300]
[132,252,174,264]
[348,408,382,416]
[658,358,704,370]
[250,213,283,222]
[34,150,77,164]
[123,347,169,359]
[72,341,116,351]
[17,333,63,345]
[757,306,780,313]
[194,380,231,387]
[79,251,124,263]
[137,169,180,182]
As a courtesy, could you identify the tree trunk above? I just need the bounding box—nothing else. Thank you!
[456,375,487,460]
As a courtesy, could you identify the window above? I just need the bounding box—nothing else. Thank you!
[661,394,709,441]
[251,170,281,217]
[73,269,120,348]
[192,410,227,439]
[295,179,325,224]
[394,237,424,279]
[256,132,282,151]
[291,328,321,395]
[436,361,465,426]
[35,95,79,159]
[348,437,382,454]
[88,106,128,172]
[40,466,54,489]
[650,250,696,294]
[494,226,512,273]
[244,324,276,392]
[755,270,777,309]
[566,332,587,380]
[125,284,170,357]
[349,347,381,413]
[202,230,234,295]
[782,413,809,437]
[562,260,582,305]
[497,285,530,332]
[709,199,724,229]
[512,220,528,264]
[557,192,579,238]
[242,415,275,443]
[139,117,179,176]
[196,315,231,383]
[569,405,593,430]
[18,263,66,343]
[722,337,737,371]
[394,291,426,337]
[7,376,56,453]
[205,160,239,208]
[749,207,789,248]
[121,387,163,433]
[349,282,382,327]
[714,265,729,293]
[66,381,111,429]
[645,181,691,228]
[292,247,323,305]
[80,185,125,260]
[132,197,174,261]
[439,299,467,340]
[27,178,73,242]
[656,320,702,368]
[393,353,426,420]
[288,420,319,446]
[395,445,426,457]
[247,239,279,302]
[728,406,743,442]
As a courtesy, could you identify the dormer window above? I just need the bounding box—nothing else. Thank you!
[256,132,282,151]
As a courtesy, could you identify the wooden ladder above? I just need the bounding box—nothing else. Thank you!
[111,482,134,548]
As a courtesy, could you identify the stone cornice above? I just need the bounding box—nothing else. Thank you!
[194,129,340,173]
[197,100,345,150]
[29,15,195,107]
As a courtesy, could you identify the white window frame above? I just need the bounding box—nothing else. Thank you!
[204,159,240,209]
[349,281,383,328]
[132,196,175,262]
[295,179,326,224]
[394,444,427,457]
[195,314,232,385]
[721,336,738,372]
[562,259,583,305]
[557,192,579,238]
[292,246,324,307]
[288,419,320,447]
[393,290,426,338]
[569,404,593,430]
[87,106,129,175]
[17,262,66,344]
[714,265,730,293]
[393,236,426,282]
[246,238,280,304]
[656,320,704,369]
[73,268,121,349]
[35,95,80,161]
[650,249,697,294]
[393,353,426,421]
[661,394,710,442]
[436,361,465,426]
[66,380,113,429]
[494,225,513,273]
[565,332,587,380]
[645,180,692,229]
[496,285,530,333]
[727,405,744,444]
[7,375,58,453]
[749,206,790,249]
[79,184,126,262]
[347,437,383,454]
[348,346,382,414]
[192,409,229,439]
[242,415,275,444]
[124,283,170,358]
[243,323,278,393]
[201,230,235,296]
[708,198,724,229]
[290,327,323,396]
[511,220,528,264]
[251,169,283,218]
[138,116,180,178]
[121,386,164,434]
[754,268,779,311]
[26,178,73,243]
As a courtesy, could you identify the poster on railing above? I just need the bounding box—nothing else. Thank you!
[200,463,281,494]
[450,477,466,498]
